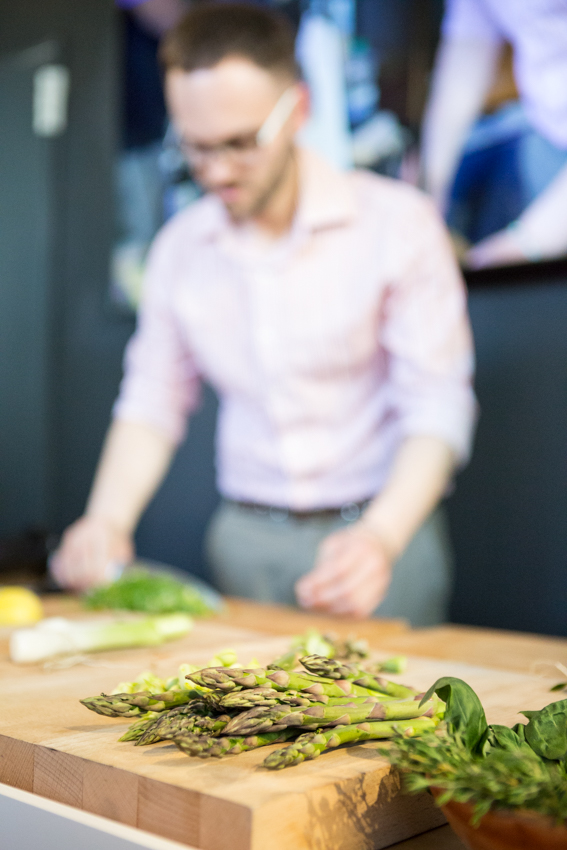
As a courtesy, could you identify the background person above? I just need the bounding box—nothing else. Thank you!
[51,3,476,624]
[421,0,567,269]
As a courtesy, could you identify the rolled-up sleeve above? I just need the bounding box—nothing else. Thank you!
[381,194,477,464]
[112,228,201,444]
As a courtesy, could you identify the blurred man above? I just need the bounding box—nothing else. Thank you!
[52,4,475,625]
[421,0,567,269]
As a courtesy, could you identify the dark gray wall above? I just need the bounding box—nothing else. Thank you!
[448,278,567,636]
[0,0,131,539]
[0,0,219,582]
[0,44,55,534]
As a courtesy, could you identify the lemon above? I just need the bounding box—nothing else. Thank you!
[0,586,43,626]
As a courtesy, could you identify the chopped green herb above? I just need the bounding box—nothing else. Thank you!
[83,569,213,616]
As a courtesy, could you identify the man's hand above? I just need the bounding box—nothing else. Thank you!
[49,419,175,592]
[49,516,134,593]
[295,524,392,619]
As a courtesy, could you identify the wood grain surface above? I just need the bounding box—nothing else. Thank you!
[218,597,409,642]
[377,623,567,677]
[1,597,566,850]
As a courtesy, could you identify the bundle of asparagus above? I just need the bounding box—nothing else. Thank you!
[80,652,443,769]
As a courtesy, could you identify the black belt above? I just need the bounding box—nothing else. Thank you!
[229,499,371,523]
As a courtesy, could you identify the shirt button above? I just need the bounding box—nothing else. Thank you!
[340,502,361,522]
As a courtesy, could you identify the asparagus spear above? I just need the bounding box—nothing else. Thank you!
[80,688,195,718]
[202,689,231,712]
[220,689,387,710]
[263,716,439,769]
[125,689,198,710]
[157,714,230,741]
[224,697,437,737]
[300,656,418,699]
[135,717,168,746]
[187,667,268,692]
[172,728,297,758]
[134,712,193,746]
[219,688,326,710]
[120,700,210,745]
[160,700,209,717]
[186,666,380,698]
[134,700,231,746]
[299,655,369,680]
[268,669,394,699]
[119,711,161,742]
[81,696,147,718]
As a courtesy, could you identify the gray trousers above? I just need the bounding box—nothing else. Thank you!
[205,501,453,627]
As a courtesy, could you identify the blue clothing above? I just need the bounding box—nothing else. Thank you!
[447,102,567,243]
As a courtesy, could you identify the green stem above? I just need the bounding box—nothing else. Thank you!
[263,716,439,769]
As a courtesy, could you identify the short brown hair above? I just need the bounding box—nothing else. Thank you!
[159,3,299,80]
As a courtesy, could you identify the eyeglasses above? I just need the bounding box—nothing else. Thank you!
[174,85,300,168]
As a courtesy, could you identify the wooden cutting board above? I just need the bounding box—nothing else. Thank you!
[0,616,563,850]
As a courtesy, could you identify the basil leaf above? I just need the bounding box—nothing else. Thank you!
[488,724,523,751]
[420,677,488,753]
[523,699,567,761]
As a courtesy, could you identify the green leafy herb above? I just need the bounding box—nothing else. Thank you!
[523,698,567,761]
[385,727,567,824]
[486,724,529,754]
[384,676,567,825]
[83,569,213,616]
[421,676,488,753]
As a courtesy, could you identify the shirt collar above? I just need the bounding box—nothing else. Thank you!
[191,146,357,243]
[188,193,231,242]
[294,147,357,232]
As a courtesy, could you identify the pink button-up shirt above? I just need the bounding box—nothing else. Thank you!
[114,150,476,510]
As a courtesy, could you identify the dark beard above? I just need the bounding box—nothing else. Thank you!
[233,144,297,222]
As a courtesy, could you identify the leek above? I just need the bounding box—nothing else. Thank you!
[10,613,192,663]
